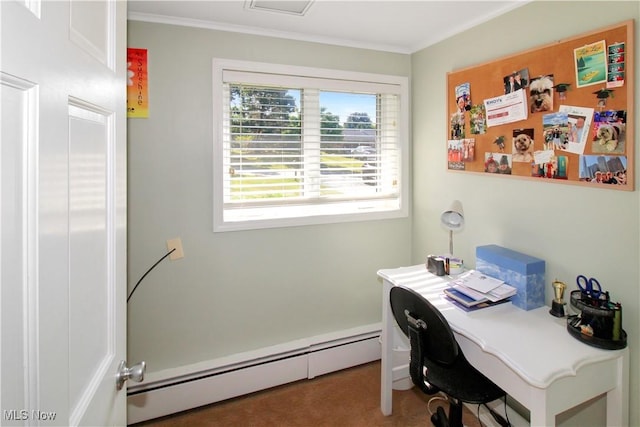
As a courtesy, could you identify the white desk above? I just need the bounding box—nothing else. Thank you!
[378,265,629,426]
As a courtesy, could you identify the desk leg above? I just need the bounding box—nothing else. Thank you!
[606,349,629,427]
[529,411,556,426]
[380,279,393,416]
[529,388,556,427]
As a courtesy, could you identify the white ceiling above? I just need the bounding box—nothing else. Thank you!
[127,1,529,54]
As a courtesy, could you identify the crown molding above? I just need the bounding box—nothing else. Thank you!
[127,11,413,54]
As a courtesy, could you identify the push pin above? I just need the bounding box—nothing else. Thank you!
[552,83,571,101]
[493,135,506,152]
[593,88,614,110]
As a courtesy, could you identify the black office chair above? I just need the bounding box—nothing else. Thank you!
[390,286,508,427]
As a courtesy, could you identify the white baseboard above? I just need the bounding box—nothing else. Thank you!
[127,324,381,425]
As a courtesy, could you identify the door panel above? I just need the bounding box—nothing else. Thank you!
[69,1,110,66]
[0,73,39,427]
[68,103,111,425]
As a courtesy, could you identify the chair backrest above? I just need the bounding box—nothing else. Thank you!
[390,286,458,365]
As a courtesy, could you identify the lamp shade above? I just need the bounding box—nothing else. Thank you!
[440,200,464,230]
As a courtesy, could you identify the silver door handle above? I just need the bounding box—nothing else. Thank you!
[116,360,146,390]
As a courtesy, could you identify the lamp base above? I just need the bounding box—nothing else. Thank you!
[549,300,565,317]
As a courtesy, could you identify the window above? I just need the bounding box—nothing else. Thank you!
[213,59,408,232]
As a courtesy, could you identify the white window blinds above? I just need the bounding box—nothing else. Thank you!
[213,60,408,231]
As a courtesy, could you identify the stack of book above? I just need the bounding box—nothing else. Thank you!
[444,270,516,311]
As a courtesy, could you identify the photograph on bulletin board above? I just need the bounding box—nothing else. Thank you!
[127,48,149,118]
[574,40,607,88]
[445,20,634,191]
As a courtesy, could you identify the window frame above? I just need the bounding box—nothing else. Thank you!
[212,58,409,232]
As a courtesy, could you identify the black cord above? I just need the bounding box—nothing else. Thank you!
[481,398,511,427]
[501,395,511,427]
[127,248,176,303]
[477,404,484,427]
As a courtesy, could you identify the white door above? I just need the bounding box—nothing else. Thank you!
[1,1,128,425]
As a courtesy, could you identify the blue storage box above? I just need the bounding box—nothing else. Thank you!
[476,245,545,310]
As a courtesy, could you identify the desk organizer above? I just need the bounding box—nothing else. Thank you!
[567,290,627,350]
[476,245,545,310]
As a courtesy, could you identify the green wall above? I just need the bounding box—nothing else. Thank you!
[126,22,412,371]
[412,1,639,425]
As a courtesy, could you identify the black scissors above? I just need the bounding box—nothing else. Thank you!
[576,275,603,299]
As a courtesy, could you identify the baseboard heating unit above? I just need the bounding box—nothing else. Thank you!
[127,324,382,424]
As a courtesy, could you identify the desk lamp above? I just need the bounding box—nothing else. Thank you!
[440,200,464,257]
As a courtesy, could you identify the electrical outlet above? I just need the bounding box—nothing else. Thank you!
[166,238,184,260]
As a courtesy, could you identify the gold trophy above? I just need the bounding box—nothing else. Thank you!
[549,279,566,317]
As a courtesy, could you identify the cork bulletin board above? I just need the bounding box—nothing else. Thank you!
[446,20,634,190]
